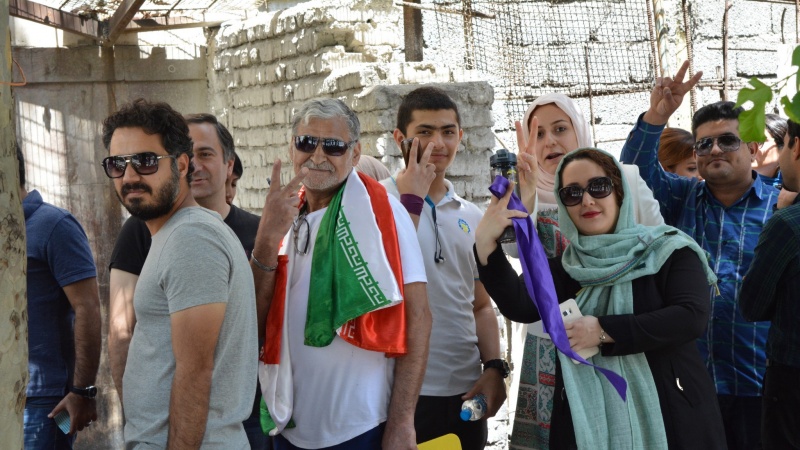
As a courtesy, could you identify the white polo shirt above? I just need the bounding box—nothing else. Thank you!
[383,177,484,396]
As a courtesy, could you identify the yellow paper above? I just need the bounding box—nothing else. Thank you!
[418,433,462,450]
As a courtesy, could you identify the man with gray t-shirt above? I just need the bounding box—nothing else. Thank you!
[101,99,257,449]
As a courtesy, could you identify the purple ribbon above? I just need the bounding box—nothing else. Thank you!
[489,175,628,401]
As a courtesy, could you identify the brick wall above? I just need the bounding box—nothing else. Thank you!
[207,1,497,213]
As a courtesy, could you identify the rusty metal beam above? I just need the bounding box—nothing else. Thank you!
[123,16,223,33]
[8,0,103,41]
[105,0,146,45]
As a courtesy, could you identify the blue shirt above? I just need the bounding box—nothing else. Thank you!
[24,190,97,397]
[620,117,778,396]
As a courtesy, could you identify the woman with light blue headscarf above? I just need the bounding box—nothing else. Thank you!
[475,148,725,449]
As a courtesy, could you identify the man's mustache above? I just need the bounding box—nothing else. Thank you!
[302,160,335,171]
[121,182,153,196]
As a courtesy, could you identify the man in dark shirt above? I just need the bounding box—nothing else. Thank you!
[740,117,800,449]
[108,113,265,449]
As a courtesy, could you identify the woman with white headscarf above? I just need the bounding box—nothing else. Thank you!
[506,93,665,449]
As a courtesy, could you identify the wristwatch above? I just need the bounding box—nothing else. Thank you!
[70,385,98,399]
[483,359,510,378]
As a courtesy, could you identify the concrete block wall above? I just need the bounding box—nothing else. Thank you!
[208,0,498,214]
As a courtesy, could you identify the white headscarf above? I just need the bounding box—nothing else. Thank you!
[522,93,593,207]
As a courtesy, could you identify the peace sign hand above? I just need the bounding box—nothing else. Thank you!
[395,137,437,201]
[257,160,308,246]
[515,118,539,214]
[644,60,703,126]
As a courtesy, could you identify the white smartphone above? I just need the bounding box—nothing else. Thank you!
[54,410,70,434]
[528,298,600,363]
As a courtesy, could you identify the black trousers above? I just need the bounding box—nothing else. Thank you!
[762,363,800,450]
[415,394,488,450]
[717,394,762,450]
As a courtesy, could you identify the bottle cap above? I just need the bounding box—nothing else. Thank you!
[459,409,472,421]
[490,149,517,168]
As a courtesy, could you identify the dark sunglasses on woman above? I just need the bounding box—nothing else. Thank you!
[101,152,176,179]
[293,135,355,156]
[693,133,742,156]
[558,176,614,206]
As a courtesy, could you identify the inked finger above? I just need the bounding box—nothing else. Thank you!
[283,167,308,194]
[269,160,283,193]
[419,141,434,166]
[408,138,419,167]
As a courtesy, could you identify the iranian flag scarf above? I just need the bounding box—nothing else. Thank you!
[258,170,407,435]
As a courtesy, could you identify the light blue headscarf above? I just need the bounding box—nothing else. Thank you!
[554,148,716,449]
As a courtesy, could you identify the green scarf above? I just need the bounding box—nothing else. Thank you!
[554,148,716,449]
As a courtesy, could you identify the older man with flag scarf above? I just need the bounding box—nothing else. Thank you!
[249,98,432,450]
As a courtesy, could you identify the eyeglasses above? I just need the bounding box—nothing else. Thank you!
[101,152,176,179]
[293,135,355,157]
[694,134,743,156]
[293,211,310,255]
[558,177,614,207]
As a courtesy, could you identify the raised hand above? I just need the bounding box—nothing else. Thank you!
[256,160,308,250]
[644,60,703,126]
[475,182,529,265]
[395,137,436,200]
[515,117,540,214]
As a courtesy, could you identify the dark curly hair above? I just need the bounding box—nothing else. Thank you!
[559,148,624,207]
[102,98,194,180]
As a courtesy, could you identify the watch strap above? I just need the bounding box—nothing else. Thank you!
[483,358,510,378]
[70,385,97,398]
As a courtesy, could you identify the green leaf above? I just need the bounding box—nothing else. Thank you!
[792,46,800,91]
[792,45,800,68]
[734,77,772,109]
[735,77,772,142]
[781,92,800,124]
[738,108,767,143]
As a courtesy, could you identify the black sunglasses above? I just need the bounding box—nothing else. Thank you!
[694,134,742,156]
[293,135,355,156]
[558,177,614,207]
[101,152,176,179]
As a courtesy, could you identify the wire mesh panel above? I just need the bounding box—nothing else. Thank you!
[422,0,657,131]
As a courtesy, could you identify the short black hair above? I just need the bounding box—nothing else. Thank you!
[185,113,235,163]
[232,153,243,178]
[102,98,194,179]
[786,118,800,149]
[765,113,787,149]
[16,142,25,188]
[396,86,461,135]
[691,101,743,137]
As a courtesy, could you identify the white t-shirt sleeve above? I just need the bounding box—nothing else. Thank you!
[387,194,427,285]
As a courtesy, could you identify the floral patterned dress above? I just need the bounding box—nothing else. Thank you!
[509,206,568,450]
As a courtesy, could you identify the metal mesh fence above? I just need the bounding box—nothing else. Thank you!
[422,0,658,132]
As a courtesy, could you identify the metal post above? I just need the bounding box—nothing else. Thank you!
[682,0,697,114]
[403,0,423,61]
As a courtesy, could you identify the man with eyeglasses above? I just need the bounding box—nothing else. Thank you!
[251,98,431,449]
[107,113,268,448]
[101,99,257,449]
[620,81,778,448]
[379,86,506,449]
[18,144,101,449]
[740,117,800,449]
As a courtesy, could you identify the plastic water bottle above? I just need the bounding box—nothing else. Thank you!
[459,393,487,421]
[490,149,520,244]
